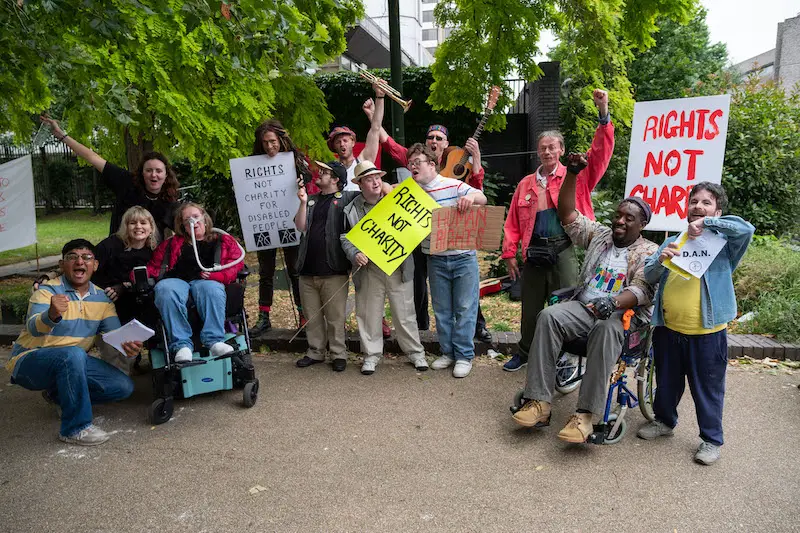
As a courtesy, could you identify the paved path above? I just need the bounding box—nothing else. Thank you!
[0,255,60,279]
[1,352,798,532]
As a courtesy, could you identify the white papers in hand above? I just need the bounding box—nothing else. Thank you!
[102,319,155,356]
[667,229,727,279]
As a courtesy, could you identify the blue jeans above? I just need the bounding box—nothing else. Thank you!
[427,252,479,361]
[154,278,227,353]
[12,346,134,437]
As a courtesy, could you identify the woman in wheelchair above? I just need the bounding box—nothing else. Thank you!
[93,206,159,325]
[144,203,244,363]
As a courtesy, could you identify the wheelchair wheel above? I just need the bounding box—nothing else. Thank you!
[149,397,173,425]
[510,389,525,414]
[554,352,582,394]
[243,380,259,408]
[602,413,627,445]
[637,348,657,422]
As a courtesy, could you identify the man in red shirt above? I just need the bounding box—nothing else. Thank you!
[501,89,614,371]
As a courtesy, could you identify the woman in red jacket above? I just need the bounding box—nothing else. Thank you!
[147,203,244,363]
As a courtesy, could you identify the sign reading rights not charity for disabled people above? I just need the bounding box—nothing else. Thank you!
[624,94,731,232]
[0,155,37,253]
[345,179,439,275]
[230,152,301,252]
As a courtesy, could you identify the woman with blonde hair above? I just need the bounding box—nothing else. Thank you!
[94,206,160,324]
[144,203,244,363]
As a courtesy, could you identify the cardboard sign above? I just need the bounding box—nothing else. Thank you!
[345,180,439,275]
[0,155,37,253]
[229,152,301,251]
[624,95,731,231]
[429,206,505,254]
[664,229,727,279]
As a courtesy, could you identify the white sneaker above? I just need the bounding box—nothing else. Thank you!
[210,342,235,357]
[452,360,473,378]
[174,347,194,363]
[361,355,380,375]
[59,424,110,446]
[431,355,455,370]
[408,353,429,371]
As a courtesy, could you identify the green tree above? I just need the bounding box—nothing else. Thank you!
[428,0,695,129]
[555,6,731,199]
[3,0,362,172]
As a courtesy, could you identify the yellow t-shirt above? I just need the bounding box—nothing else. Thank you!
[662,271,727,335]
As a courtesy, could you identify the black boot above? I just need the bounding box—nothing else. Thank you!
[252,311,271,335]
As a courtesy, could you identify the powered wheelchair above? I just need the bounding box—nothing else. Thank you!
[133,265,260,426]
[510,286,657,444]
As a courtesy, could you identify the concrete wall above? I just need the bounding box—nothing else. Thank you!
[527,62,561,170]
[775,14,800,94]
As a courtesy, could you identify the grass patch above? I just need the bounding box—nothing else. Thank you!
[733,237,800,343]
[0,210,111,267]
[0,277,34,321]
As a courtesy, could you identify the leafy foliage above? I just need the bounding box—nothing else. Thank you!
[3,0,362,172]
[687,75,800,236]
[734,237,800,343]
[429,0,694,130]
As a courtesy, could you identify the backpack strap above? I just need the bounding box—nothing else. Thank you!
[159,238,175,280]
[214,237,222,267]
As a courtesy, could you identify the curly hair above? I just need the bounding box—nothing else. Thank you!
[689,181,728,213]
[134,152,179,202]
[406,143,439,171]
[252,119,312,183]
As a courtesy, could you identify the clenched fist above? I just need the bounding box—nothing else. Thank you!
[48,294,69,321]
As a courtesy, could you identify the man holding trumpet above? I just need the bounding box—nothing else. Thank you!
[361,77,490,342]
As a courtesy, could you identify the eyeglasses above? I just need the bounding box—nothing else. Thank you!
[64,253,95,262]
[407,158,430,169]
[426,135,446,142]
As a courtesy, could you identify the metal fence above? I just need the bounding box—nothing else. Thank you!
[0,142,112,210]
[503,79,529,114]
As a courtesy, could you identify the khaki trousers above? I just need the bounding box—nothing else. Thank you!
[355,263,425,360]
[299,275,349,361]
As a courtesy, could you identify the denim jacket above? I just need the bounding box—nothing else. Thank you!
[296,191,360,274]
[645,216,755,329]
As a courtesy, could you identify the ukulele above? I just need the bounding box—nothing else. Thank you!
[440,86,501,181]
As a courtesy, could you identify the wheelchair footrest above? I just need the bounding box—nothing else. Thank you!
[587,424,607,445]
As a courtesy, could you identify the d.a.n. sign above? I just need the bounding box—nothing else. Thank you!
[624,95,731,232]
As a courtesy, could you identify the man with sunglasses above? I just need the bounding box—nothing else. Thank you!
[362,101,490,341]
[7,239,143,446]
[501,89,614,373]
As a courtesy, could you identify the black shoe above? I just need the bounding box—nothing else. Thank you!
[475,325,492,343]
[332,358,347,372]
[251,311,271,335]
[296,355,325,368]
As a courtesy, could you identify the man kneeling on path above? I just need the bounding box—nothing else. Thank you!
[6,239,142,445]
[512,155,658,442]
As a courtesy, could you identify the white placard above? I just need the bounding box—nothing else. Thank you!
[229,152,301,251]
[0,155,37,253]
[666,229,727,279]
[101,319,156,355]
[624,95,731,232]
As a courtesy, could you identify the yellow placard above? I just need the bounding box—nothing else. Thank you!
[345,180,440,275]
[662,232,692,279]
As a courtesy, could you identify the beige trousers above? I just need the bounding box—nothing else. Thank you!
[299,275,350,361]
[355,264,425,360]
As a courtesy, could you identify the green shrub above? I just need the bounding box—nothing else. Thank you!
[734,237,800,343]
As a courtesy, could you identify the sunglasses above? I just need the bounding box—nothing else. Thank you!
[63,253,95,262]
[426,135,446,142]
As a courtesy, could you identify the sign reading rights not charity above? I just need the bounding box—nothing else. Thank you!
[229,152,301,252]
[345,180,439,275]
[624,94,731,232]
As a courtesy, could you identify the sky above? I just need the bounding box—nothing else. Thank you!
[702,0,799,64]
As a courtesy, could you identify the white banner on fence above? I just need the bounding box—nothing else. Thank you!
[624,94,731,232]
[229,152,301,252]
[0,155,37,253]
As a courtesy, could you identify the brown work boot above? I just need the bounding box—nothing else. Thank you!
[511,399,551,428]
[557,413,593,443]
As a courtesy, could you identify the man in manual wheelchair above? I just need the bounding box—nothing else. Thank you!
[510,154,659,444]
[138,203,259,424]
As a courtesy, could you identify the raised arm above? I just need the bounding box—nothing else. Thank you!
[579,89,614,192]
[360,82,386,164]
[294,185,308,233]
[558,153,587,225]
[41,116,107,172]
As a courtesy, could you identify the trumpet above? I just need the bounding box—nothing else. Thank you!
[357,66,413,113]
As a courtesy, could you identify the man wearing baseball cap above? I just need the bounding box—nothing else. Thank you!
[511,153,659,444]
[327,125,383,193]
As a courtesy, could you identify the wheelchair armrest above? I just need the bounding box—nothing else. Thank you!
[237,265,251,281]
[550,286,578,304]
